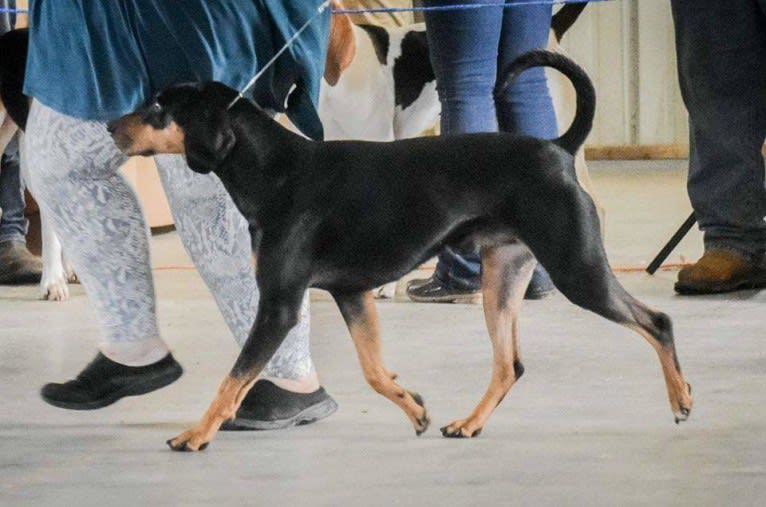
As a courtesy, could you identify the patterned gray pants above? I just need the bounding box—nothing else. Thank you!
[23,100,313,378]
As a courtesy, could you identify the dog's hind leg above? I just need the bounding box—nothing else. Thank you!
[441,242,535,438]
[334,290,430,436]
[555,269,692,423]
[520,182,692,423]
[167,286,308,452]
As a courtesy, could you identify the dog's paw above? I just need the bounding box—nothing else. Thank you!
[406,390,430,436]
[674,407,691,424]
[66,270,79,284]
[167,429,210,452]
[414,409,431,436]
[440,418,483,438]
[674,383,693,424]
[63,258,79,284]
[373,282,397,299]
[40,274,69,302]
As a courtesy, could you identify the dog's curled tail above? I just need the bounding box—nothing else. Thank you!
[494,49,595,156]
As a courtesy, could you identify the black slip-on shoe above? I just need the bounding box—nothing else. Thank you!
[525,264,555,300]
[407,266,555,303]
[219,380,338,431]
[40,352,183,410]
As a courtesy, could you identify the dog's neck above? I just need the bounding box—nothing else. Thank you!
[214,102,316,230]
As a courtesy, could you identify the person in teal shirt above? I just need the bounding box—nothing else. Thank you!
[26,0,339,430]
[25,0,328,138]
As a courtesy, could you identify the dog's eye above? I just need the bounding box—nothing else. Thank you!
[141,102,162,119]
[142,102,171,129]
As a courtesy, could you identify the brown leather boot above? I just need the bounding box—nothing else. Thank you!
[0,240,43,285]
[675,248,766,295]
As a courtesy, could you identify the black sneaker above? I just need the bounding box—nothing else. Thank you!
[525,264,555,300]
[0,240,42,285]
[406,276,482,303]
[40,352,183,410]
[407,265,555,303]
[220,380,338,431]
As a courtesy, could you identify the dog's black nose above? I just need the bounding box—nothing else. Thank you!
[106,121,117,134]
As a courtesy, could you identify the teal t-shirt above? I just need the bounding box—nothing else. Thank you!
[24,0,329,139]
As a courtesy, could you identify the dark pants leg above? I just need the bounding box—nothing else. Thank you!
[0,0,16,33]
[0,139,28,244]
[1,2,23,243]
[671,0,766,260]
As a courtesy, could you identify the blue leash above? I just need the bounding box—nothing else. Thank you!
[6,0,608,110]
[335,0,602,15]
[232,0,608,106]
[2,0,606,17]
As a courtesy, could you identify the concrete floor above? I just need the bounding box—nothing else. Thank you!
[1,162,765,506]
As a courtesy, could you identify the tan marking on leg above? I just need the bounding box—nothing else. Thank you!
[345,292,429,435]
[442,246,535,438]
[626,323,692,422]
[167,375,256,451]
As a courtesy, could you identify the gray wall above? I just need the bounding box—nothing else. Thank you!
[558,0,688,147]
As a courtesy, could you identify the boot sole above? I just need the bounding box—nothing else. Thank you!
[408,292,482,304]
[40,364,183,410]
[674,274,766,295]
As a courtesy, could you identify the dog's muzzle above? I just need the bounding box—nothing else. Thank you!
[106,115,138,154]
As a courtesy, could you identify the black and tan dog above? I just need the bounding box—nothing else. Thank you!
[108,50,692,452]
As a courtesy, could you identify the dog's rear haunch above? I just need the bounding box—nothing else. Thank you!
[109,50,692,452]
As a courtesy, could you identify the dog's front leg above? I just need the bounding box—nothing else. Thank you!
[442,244,535,438]
[333,291,430,436]
[167,289,306,452]
[39,211,69,301]
[17,133,71,301]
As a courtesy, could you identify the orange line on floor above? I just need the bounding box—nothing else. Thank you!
[152,263,691,273]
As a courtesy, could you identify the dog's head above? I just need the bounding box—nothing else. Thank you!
[108,82,238,174]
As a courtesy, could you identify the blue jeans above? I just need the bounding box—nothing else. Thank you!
[0,1,25,245]
[424,0,557,289]
[671,0,766,260]
[0,0,16,33]
[0,138,28,244]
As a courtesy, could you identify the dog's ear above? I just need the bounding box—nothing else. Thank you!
[324,1,356,86]
[183,112,236,174]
